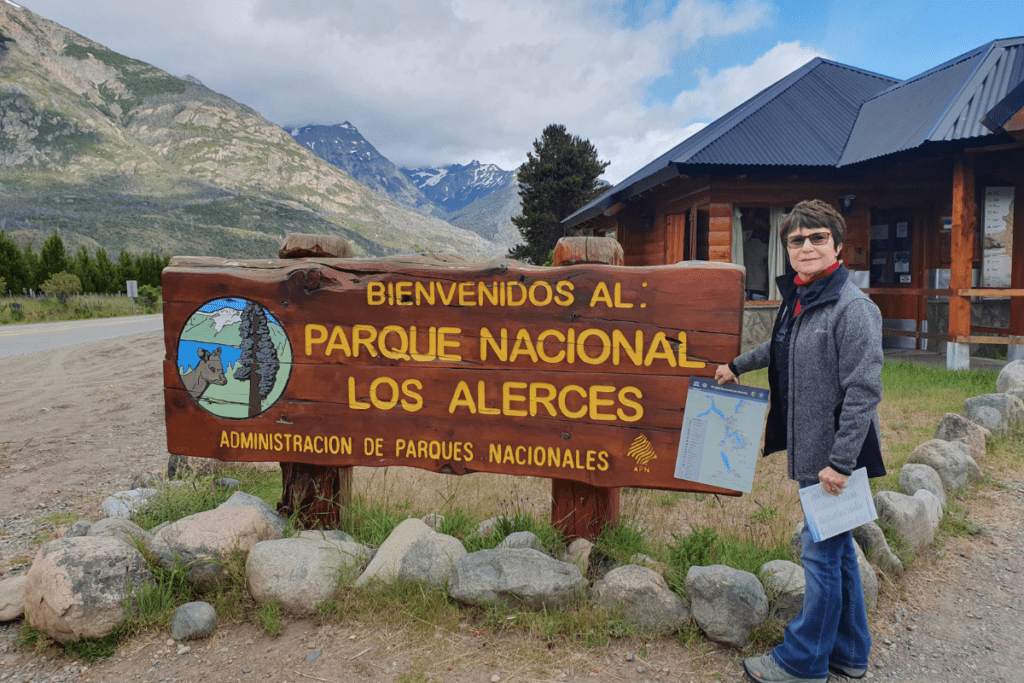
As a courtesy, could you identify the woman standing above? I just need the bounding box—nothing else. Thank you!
[715,199,885,683]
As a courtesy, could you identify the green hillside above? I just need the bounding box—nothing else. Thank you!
[0,4,499,260]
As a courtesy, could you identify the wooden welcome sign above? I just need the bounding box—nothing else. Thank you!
[162,256,745,496]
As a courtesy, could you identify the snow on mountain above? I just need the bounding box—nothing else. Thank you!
[401,161,517,212]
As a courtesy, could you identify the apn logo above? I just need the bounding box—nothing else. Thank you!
[626,435,657,473]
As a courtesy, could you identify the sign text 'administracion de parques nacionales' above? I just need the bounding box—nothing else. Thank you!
[162,256,746,494]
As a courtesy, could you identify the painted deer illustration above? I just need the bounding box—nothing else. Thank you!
[182,347,228,400]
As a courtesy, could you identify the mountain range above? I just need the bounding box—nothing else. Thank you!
[0,4,508,260]
[290,123,521,251]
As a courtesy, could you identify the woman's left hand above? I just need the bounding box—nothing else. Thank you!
[819,466,849,496]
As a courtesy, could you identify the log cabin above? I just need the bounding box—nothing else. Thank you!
[563,37,1024,369]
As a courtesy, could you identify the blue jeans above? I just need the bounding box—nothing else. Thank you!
[771,493,871,679]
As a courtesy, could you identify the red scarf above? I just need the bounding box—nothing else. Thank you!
[793,261,840,315]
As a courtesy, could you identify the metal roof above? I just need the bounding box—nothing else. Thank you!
[566,37,1024,229]
[839,37,1024,165]
[565,59,897,226]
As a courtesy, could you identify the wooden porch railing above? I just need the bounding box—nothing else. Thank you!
[860,287,1024,345]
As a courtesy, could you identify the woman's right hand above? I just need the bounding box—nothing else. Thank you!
[715,364,737,385]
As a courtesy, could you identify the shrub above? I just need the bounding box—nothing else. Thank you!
[40,271,82,304]
[138,284,161,312]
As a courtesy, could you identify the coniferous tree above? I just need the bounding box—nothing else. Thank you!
[39,231,71,285]
[116,249,137,289]
[72,246,98,294]
[508,124,609,265]
[234,301,280,416]
[21,243,41,291]
[0,231,29,294]
[95,248,118,294]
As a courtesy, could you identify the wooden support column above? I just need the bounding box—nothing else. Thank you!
[277,233,354,528]
[1011,177,1024,362]
[707,202,733,263]
[550,236,623,541]
[949,155,976,370]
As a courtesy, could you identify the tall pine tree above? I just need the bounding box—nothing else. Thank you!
[39,231,71,284]
[508,124,609,265]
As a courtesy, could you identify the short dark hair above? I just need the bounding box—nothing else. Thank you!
[779,199,846,248]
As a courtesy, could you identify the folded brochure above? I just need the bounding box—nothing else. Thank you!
[798,468,877,542]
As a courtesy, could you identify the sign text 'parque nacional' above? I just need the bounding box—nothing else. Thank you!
[162,256,746,494]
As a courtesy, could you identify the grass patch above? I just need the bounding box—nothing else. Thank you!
[0,294,154,325]
[255,599,283,637]
[35,512,80,526]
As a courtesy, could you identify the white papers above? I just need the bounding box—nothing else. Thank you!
[798,468,877,542]
[674,378,769,494]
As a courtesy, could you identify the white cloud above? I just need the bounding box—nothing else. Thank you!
[24,0,828,183]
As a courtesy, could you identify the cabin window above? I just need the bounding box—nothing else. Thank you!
[734,207,789,300]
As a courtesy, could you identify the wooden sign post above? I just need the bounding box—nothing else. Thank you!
[162,251,747,537]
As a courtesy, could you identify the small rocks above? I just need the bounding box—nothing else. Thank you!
[170,601,217,641]
[906,440,980,495]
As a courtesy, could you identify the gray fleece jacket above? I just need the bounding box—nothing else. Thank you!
[731,266,884,483]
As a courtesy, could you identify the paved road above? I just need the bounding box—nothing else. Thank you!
[0,315,163,358]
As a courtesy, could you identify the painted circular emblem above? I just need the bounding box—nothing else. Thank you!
[176,297,292,418]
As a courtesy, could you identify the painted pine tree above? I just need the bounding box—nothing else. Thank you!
[234,301,280,417]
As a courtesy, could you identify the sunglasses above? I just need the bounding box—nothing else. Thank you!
[786,232,832,249]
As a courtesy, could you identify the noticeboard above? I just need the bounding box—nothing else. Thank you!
[162,256,746,495]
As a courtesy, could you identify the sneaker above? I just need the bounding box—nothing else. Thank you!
[742,654,828,683]
[829,663,866,679]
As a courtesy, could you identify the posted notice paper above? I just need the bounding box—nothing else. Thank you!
[674,378,769,494]
[798,468,878,542]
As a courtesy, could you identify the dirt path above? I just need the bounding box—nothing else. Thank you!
[1,333,1022,682]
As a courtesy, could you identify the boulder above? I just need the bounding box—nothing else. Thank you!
[996,360,1024,393]
[628,553,669,576]
[971,406,1004,434]
[217,491,288,535]
[88,517,155,547]
[914,489,943,531]
[157,506,281,587]
[589,565,689,635]
[758,560,805,624]
[100,488,158,518]
[934,413,989,461]
[24,537,153,642]
[497,531,545,552]
[247,538,371,614]
[63,520,92,538]
[853,541,878,610]
[963,393,1024,435]
[295,529,355,544]
[906,440,980,495]
[397,532,468,589]
[0,574,27,621]
[355,518,432,587]
[170,601,217,641]
[686,565,768,648]
[874,491,934,549]
[563,538,593,576]
[899,464,946,508]
[851,523,903,576]
[449,548,586,610]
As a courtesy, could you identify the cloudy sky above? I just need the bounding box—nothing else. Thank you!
[22,0,1024,183]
